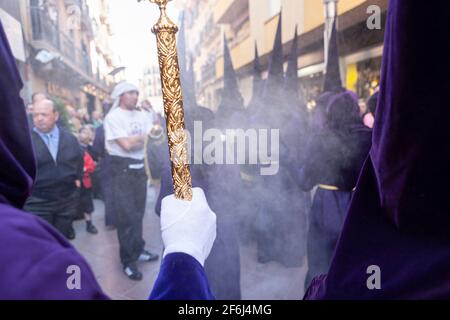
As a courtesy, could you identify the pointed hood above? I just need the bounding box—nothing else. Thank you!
[263,12,284,100]
[251,42,263,99]
[0,20,36,208]
[218,35,244,112]
[285,26,299,95]
[284,26,308,127]
[223,35,243,105]
[246,42,264,115]
[323,17,343,92]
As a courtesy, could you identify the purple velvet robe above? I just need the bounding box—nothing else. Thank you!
[305,1,450,299]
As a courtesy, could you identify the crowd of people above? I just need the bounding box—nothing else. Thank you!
[2,5,382,299]
[22,87,165,280]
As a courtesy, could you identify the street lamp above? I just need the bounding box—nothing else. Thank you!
[323,0,338,65]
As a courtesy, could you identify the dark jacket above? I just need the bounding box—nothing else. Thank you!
[30,128,83,200]
[92,125,105,161]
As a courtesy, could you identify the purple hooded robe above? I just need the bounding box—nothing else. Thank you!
[305,0,450,299]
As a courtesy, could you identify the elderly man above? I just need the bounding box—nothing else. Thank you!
[26,92,47,124]
[24,99,83,240]
[104,82,159,281]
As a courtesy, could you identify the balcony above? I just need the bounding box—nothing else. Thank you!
[214,0,249,24]
[215,34,252,79]
[30,5,93,77]
[30,5,60,49]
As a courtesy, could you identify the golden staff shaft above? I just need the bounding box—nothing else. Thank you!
[146,0,192,201]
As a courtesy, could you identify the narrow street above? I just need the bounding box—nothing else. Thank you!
[71,184,307,300]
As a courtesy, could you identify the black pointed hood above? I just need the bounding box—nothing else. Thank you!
[247,42,264,115]
[251,43,263,99]
[323,17,343,92]
[223,35,243,106]
[285,26,299,95]
[284,26,308,127]
[263,12,284,100]
[218,35,244,112]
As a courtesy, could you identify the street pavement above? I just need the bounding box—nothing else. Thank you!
[71,184,307,300]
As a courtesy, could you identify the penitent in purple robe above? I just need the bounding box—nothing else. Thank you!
[305,1,450,299]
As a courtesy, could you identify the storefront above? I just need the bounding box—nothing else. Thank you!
[344,45,383,101]
[297,43,383,110]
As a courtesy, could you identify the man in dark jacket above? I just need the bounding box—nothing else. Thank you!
[24,99,83,240]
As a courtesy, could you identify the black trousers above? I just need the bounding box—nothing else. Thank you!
[110,157,147,267]
[100,156,117,227]
[24,190,79,239]
[77,186,94,216]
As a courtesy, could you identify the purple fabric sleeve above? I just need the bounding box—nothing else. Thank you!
[149,253,215,300]
[0,204,109,300]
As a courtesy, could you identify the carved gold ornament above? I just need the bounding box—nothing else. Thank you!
[141,0,192,201]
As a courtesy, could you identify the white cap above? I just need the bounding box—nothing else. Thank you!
[109,81,139,112]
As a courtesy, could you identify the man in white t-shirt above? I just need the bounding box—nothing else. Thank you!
[104,82,159,281]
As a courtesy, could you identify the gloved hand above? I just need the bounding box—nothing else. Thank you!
[161,187,217,267]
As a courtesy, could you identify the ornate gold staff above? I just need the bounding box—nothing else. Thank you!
[141,0,192,201]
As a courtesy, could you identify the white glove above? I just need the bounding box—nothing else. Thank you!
[161,187,217,267]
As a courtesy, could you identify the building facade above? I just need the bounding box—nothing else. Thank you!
[85,0,120,108]
[177,0,388,110]
[139,64,163,113]
[0,0,120,117]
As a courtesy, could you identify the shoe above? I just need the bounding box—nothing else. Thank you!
[67,227,76,240]
[86,222,98,234]
[123,263,143,281]
[138,250,159,262]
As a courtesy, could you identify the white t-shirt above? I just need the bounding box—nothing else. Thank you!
[104,107,154,160]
